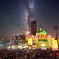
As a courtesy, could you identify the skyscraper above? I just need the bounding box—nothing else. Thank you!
[31,21,36,36]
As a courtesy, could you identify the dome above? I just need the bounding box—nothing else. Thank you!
[36,28,47,36]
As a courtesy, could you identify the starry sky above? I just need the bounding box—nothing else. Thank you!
[0,0,59,40]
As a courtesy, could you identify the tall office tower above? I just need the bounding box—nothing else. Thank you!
[31,21,36,36]
[25,0,36,35]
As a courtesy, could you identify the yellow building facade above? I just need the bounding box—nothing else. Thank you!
[27,28,58,50]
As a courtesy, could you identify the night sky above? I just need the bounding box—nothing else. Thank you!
[0,0,59,40]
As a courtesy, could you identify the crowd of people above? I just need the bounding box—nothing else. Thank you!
[0,49,58,59]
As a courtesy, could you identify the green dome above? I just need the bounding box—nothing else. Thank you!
[36,28,47,36]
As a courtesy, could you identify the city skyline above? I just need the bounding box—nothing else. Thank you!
[0,0,59,39]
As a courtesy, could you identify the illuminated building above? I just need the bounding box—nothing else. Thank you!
[31,21,37,36]
[11,34,25,45]
[27,28,58,50]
